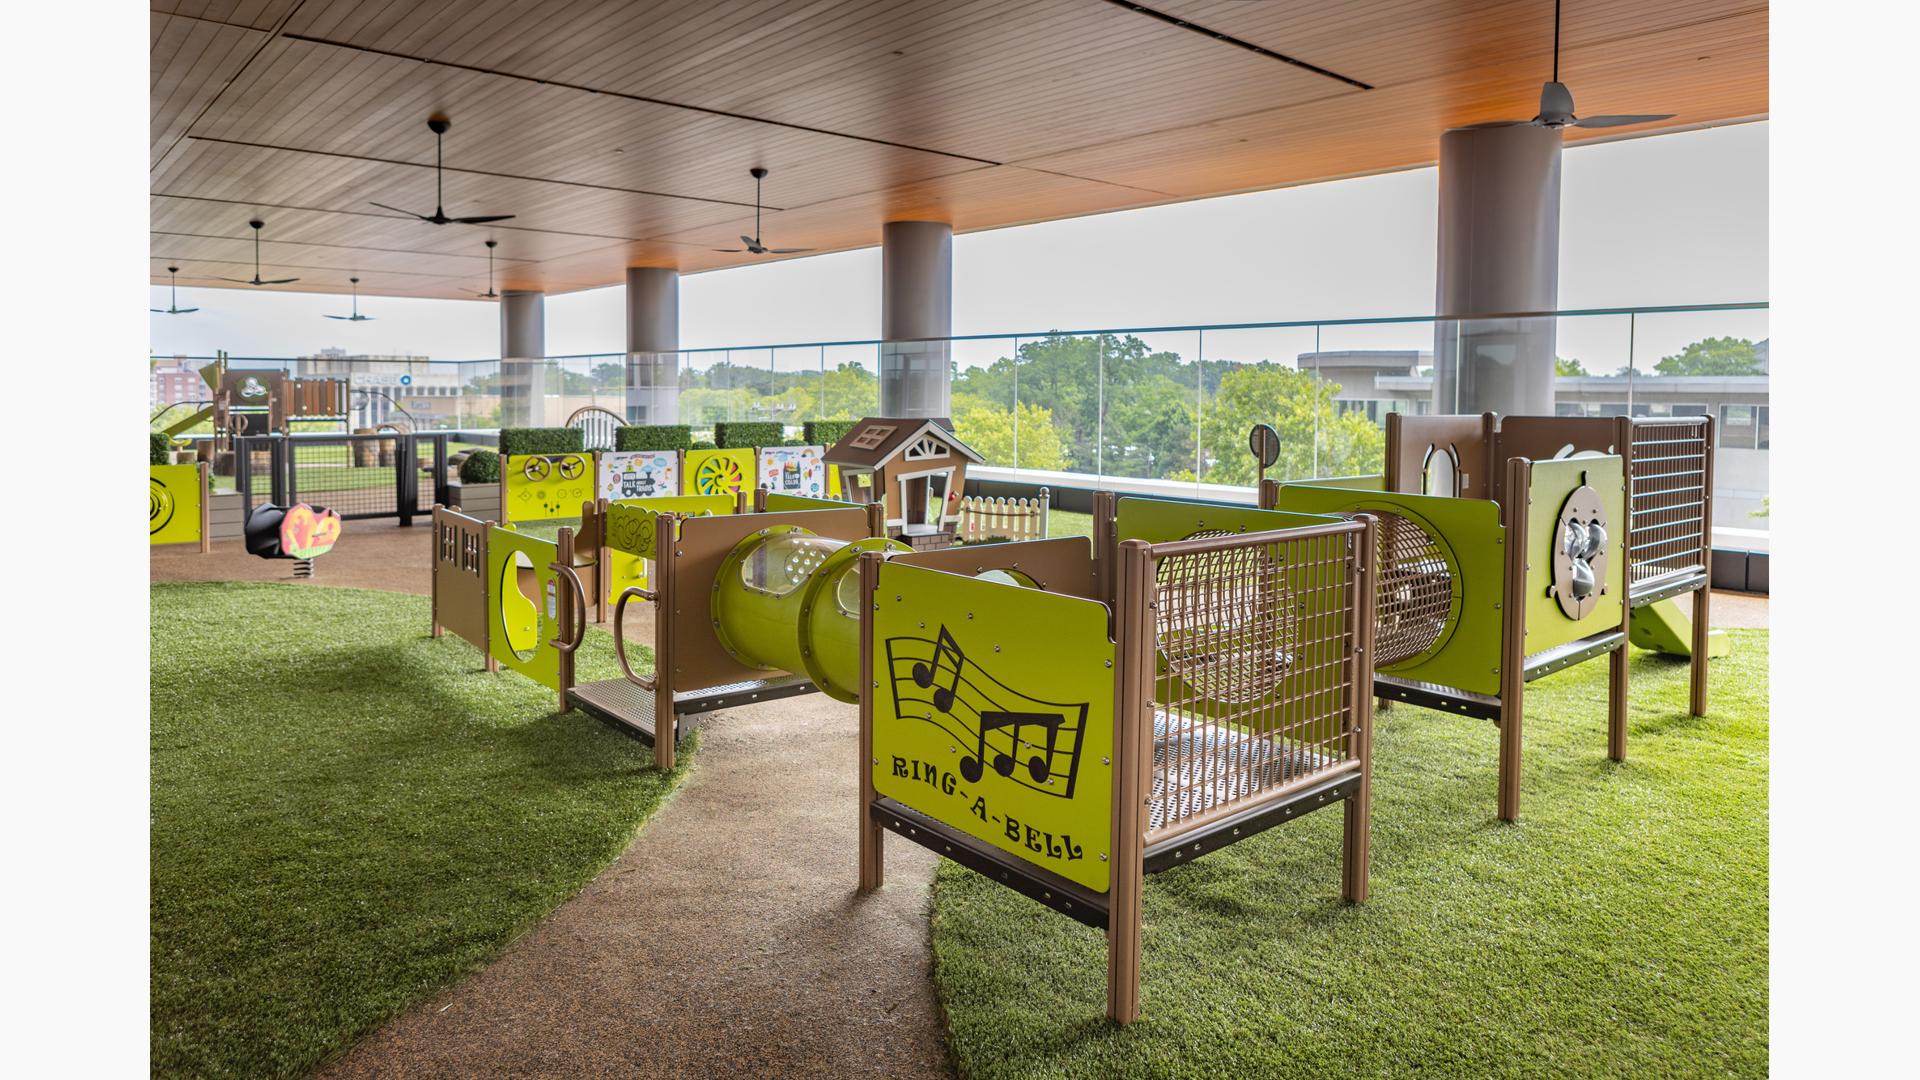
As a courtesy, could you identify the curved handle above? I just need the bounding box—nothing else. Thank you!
[614,585,656,689]
[548,562,588,654]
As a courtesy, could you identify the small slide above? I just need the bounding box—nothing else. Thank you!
[1628,598,1732,658]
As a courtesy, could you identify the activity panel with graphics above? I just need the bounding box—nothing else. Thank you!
[871,561,1116,893]
[503,453,594,523]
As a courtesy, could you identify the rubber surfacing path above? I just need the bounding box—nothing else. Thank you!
[155,522,953,1078]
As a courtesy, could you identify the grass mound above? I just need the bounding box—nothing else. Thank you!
[931,632,1769,1079]
[151,582,687,1079]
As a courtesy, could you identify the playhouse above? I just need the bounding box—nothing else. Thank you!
[823,418,984,549]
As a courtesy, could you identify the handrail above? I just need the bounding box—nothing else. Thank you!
[146,300,1768,367]
[548,563,588,655]
[614,585,657,689]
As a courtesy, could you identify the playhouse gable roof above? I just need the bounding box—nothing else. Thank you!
[822,417,984,470]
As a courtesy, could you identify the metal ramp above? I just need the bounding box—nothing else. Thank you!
[568,674,818,743]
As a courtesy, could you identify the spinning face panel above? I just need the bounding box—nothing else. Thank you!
[149,464,204,546]
[871,562,1115,892]
[686,448,754,496]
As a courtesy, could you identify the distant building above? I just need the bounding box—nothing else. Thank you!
[296,348,462,428]
[1297,348,1770,526]
[151,355,202,409]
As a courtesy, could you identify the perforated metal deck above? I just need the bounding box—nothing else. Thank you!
[568,674,819,743]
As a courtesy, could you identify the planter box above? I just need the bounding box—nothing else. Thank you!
[446,480,500,520]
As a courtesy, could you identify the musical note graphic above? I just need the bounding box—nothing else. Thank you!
[887,626,1088,799]
[910,627,966,712]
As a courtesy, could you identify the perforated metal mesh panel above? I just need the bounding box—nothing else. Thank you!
[1371,511,1454,666]
[1147,527,1360,839]
[1628,420,1711,585]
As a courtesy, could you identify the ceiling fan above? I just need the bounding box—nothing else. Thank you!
[370,116,516,225]
[714,168,814,255]
[477,240,500,299]
[151,266,199,314]
[217,220,300,286]
[325,277,374,321]
[1469,0,1675,131]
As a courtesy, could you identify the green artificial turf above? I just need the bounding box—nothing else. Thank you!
[151,582,688,1079]
[930,632,1769,1079]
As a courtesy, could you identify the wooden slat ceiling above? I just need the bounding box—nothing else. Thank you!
[152,0,1768,299]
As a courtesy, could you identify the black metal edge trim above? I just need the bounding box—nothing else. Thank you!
[1628,571,1709,608]
[1523,630,1626,683]
[1143,771,1360,875]
[675,679,818,716]
[872,797,1109,930]
[1372,676,1501,722]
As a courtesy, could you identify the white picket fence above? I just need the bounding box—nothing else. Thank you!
[956,487,1050,543]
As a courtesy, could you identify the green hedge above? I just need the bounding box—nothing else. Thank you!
[690,439,718,451]
[458,449,500,484]
[713,421,785,450]
[614,425,692,452]
[150,431,172,465]
[497,427,584,457]
[804,420,861,447]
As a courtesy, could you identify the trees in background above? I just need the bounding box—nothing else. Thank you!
[1653,337,1764,376]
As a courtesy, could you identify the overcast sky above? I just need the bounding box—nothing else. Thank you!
[150,121,1768,371]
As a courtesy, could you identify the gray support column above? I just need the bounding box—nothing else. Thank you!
[625,267,681,425]
[880,220,953,420]
[498,290,546,428]
[1432,124,1562,416]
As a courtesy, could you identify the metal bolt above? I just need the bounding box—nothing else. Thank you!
[993,644,1001,652]
[1105,659,1113,668]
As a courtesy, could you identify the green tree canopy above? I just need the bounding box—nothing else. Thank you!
[1653,337,1764,376]
[1555,356,1589,376]
[1189,364,1383,486]
[953,401,1069,471]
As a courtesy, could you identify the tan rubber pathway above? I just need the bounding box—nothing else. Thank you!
[154,521,952,1079]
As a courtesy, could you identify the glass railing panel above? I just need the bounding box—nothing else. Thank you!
[680,349,745,434]
[949,336,1020,468]
[1626,307,1771,533]
[1086,330,1201,483]
[1194,325,1323,485]
[819,344,881,423]
[769,346,823,436]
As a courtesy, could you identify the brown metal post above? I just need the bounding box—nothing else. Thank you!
[1690,415,1715,717]
[482,517,500,672]
[1257,477,1280,511]
[865,501,887,540]
[1344,518,1377,903]
[430,503,444,639]
[596,497,612,623]
[1383,412,1403,492]
[1497,456,1532,822]
[1107,539,1153,1024]
[1092,489,1119,608]
[735,486,750,515]
[652,512,677,770]
[197,460,212,553]
[753,484,768,513]
[856,550,885,892]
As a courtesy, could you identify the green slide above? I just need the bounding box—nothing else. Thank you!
[1628,598,1732,658]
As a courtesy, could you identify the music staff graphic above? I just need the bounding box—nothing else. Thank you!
[886,626,1089,799]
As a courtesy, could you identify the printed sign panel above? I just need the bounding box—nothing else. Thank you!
[149,464,203,546]
[503,453,595,523]
[756,445,827,498]
[871,562,1115,892]
[685,448,754,496]
[598,450,680,502]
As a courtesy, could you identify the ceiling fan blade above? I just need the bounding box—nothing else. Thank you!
[451,214,516,224]
[766,248,815,254]
[369,201,430,220]
[260,277,301,285]
[713,248,745,253]
[324,314,349,320]
[1573,113,1675,128]
[151,308,168,313]
[213,276,257,284]
[176,308,200,314]
[741,236,758,247]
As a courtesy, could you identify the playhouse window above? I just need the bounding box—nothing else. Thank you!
[848,424,895,450]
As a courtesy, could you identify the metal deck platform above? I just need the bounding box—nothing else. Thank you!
[568,674,819,743]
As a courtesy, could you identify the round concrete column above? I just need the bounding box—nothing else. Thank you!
[625,266,680,425]
[1432,124,1562,416]
[498,290,546,427]
[880,220,953,420]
